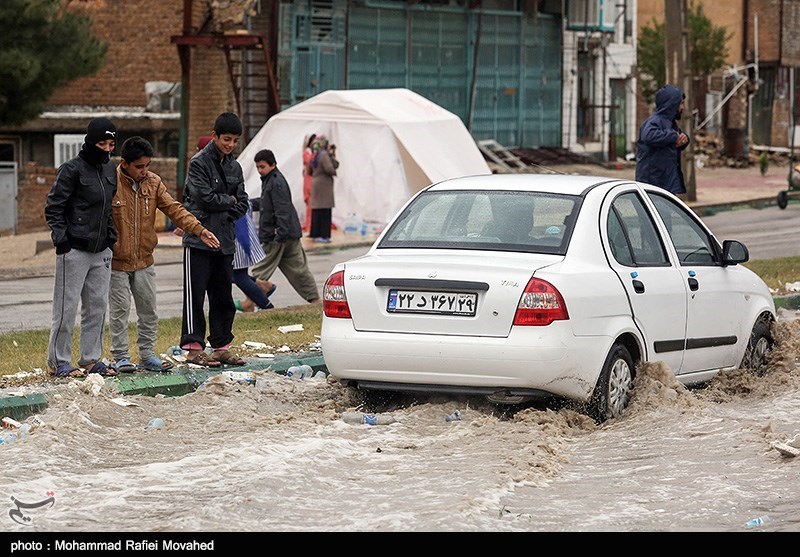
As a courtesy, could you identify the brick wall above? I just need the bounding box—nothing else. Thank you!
[18,157,180,234]
[782,0,800,66]
[17,164,54,234]
[49,0,183,107]
[746,0,782,62]
[183,46,237,177]
[187,46,235,152]
[771,97,791,147]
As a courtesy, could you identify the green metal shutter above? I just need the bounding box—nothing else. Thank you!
[282,1,562,148]
[348,5,409,88]
[281,0,347,106]
[470,13,521,146]
[521,14,562,147]
[409,11,470,121]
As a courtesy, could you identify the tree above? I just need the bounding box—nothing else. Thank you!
[637,2,731,103]
[0,0,107,125]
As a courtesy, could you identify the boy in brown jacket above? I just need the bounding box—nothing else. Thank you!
[109,136,219,372]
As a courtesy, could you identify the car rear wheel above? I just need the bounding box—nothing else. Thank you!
[741,319,773,375]
[588,343,634,424]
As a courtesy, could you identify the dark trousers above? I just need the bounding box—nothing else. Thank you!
[180,247,235,349]
[233,268,271,308]
[310,208,332,239]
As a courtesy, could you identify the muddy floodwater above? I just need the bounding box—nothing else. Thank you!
[3,316,800,533]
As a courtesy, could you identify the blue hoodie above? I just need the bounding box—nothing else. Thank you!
[635,84,689,195]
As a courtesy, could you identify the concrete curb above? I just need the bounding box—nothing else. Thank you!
[689,196,778,217]
[0,351,327,423]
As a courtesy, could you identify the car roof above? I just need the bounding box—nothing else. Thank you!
[428,174,633,195]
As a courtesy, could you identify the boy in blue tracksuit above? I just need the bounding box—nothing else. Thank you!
[635,84,690,196]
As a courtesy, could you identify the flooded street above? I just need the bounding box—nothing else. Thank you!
[3,317,800,533]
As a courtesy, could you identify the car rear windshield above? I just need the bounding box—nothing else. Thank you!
[378,190,580,254]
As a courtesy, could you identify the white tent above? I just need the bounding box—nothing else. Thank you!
[237,88,491,228]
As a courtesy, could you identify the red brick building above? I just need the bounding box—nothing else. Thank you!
[0,0,272,235]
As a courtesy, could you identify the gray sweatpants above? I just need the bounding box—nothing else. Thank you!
[250,238,319,302]
[109,265,158,361]
[47,248,112,370]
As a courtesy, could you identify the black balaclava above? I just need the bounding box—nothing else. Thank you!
[79,117,117,166]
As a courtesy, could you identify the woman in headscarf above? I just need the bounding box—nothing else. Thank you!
[309,135,339,243]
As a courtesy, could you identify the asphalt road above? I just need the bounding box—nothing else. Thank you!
[701,202,800,261]
[1,203,798,335]
[0,245,368,335]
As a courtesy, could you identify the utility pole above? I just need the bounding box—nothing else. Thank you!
[664,0,696,201]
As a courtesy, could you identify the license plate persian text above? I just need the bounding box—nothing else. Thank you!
[387,289,477,316]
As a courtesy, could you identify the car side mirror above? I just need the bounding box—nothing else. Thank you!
[722,239,749,266]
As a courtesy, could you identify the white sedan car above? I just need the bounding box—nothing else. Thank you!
[321,175,775,422]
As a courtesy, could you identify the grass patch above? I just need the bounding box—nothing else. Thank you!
[3,256,800,381]
[0,304,323,381]
[744,256,800,293]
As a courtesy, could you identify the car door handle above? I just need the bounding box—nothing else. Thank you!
[688,277,699,291]
[632,279,645,293]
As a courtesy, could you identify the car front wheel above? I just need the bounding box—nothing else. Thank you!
[741,319,773,375]
[588,343,634,424]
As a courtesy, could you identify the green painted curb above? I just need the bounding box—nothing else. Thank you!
[112,373,195,397]
[773,294,800,310]
[1,352,330,421]
[0,393,48,421]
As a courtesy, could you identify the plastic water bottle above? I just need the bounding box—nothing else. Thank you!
[299,364,314,377]
[168,346,183,356]
[341,412,396,425]
[0,431,17,445]
[745,515,771,528]
[144,418,165,431]
[286,365,310,379]
[344,213,359,235]
[445,410,462,422]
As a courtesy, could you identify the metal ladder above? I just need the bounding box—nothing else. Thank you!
[477,139,530,173]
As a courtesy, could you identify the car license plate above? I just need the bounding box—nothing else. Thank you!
[387,289,477,316]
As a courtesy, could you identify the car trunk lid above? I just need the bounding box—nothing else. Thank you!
[343,250,562,337]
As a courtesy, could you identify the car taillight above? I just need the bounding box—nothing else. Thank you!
[513,277,569,326]
[323,270,351,318]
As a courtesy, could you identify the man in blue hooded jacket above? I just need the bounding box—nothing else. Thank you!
[635,84,690,196]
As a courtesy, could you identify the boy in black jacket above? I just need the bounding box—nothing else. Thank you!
[45,117,119,378]
[179,113,249,367]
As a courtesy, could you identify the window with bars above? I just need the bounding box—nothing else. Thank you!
[54,135,84,169]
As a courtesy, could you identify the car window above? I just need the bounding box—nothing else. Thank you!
[608,192,670,267]
[379,190,580,255]
[647,192,719,265]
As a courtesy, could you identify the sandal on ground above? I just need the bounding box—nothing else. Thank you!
[84,360,117,377]
[184,350,221,368]
[52,363,85,379]
[209,350,246,366]
[113,358,137,373]
[139,356,174,372]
